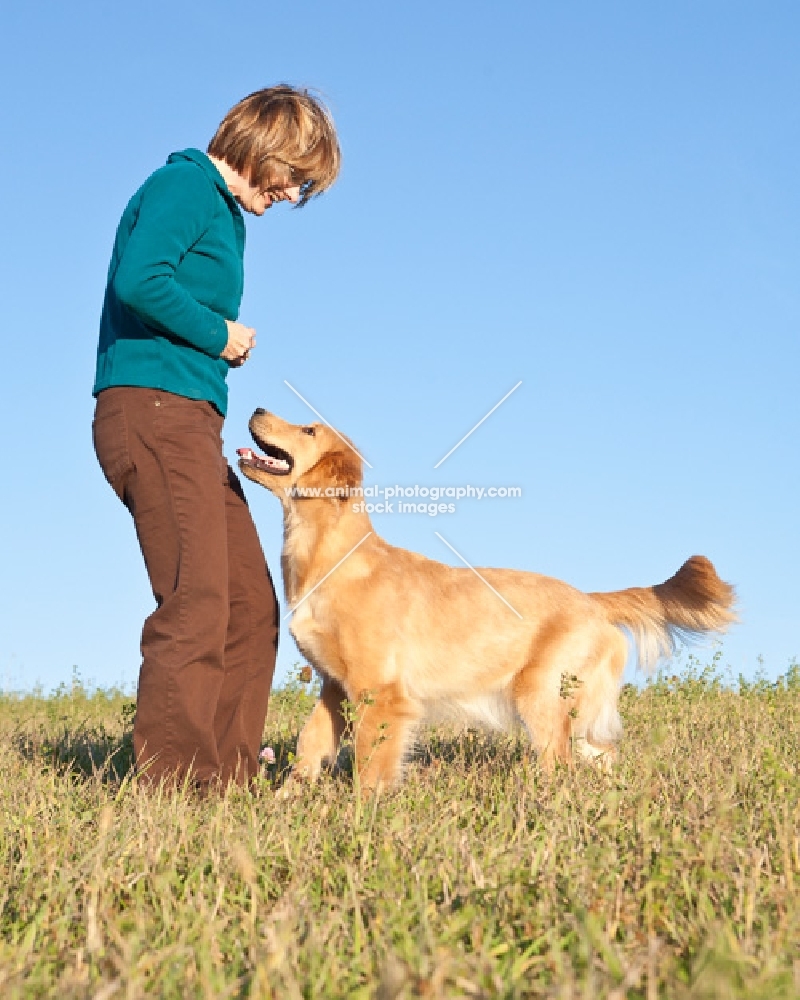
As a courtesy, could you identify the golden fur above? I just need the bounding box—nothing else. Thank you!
[239,411,737,791]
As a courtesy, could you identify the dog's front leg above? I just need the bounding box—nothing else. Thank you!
[293,676,348,783]
[352,683,420,793]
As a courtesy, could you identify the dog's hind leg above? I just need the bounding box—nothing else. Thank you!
[512,622,626,771]
[294,676,348,782]
[352,682,420,792]
[570,626,626,771]
[509,619,582,769]
[512,663,573,770]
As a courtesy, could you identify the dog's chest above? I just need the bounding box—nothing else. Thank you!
[288,598,345,680]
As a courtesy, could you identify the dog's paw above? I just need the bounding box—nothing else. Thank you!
[275,766,316,801]
[276,778,305,801]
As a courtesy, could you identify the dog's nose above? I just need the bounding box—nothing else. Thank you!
[254,408,266,416]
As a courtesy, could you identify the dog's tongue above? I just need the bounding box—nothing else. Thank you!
[237,447,290,472]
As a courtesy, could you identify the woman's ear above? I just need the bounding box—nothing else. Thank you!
[295,449,362,497]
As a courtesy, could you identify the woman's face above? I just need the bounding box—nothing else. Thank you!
[208,155,302,216]
[237,179,301,216]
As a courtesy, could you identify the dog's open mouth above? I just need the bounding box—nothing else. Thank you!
[237,440,293,476]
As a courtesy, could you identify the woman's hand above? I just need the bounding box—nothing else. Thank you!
[221,320,256,366]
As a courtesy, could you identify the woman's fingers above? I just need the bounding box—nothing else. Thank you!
[222,320,257,362]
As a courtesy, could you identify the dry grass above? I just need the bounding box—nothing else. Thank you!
[1,659,799,998]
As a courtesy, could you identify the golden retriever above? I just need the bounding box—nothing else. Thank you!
[238,410,736,791]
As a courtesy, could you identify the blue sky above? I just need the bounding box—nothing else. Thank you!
[0,0,797,693]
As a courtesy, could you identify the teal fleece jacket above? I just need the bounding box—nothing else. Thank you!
[93,148,246,415]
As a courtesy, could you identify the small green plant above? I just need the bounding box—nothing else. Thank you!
[338,690,391,817]
[558,671,583,700]
[559,671,584,718]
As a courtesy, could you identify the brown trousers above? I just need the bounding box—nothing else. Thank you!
[92,386,279,788]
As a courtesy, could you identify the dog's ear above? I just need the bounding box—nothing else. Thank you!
[296,449,362,496]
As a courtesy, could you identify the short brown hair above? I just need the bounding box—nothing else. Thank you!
[208,85,341,206]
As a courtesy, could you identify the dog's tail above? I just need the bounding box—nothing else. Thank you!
[589,556,737,673]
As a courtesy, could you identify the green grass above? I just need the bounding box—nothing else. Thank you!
[1,660,799,998]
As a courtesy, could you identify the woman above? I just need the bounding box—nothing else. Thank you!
[92,86,340,789]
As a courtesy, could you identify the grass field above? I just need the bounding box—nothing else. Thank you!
[1,659,799,999]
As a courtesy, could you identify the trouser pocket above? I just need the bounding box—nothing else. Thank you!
[93,391,135,502]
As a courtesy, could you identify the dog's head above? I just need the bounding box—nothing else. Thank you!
[237,410,363,502]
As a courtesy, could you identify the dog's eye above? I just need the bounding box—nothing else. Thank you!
[302,426,316,436]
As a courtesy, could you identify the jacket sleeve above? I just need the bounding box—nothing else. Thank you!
[113,165,230,358]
